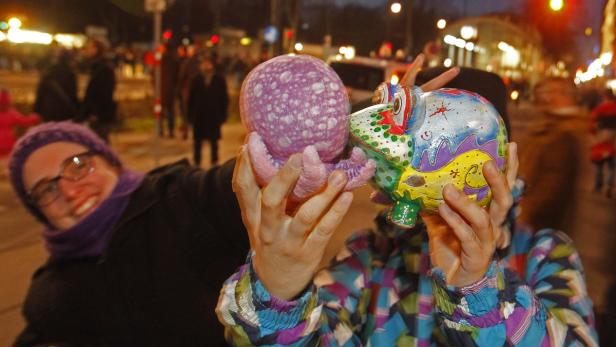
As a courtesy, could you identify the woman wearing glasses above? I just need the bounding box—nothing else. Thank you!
[8,121,248,346]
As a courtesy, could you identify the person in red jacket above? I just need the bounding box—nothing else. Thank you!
[590,89,616,197]
[0,89,39,177]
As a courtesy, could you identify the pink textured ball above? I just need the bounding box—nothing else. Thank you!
[240,54,350,162]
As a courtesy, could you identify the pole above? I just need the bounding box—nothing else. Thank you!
[269,0,280,57]
[153,9,162,165]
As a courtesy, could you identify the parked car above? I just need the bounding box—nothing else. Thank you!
[328,56,409,112]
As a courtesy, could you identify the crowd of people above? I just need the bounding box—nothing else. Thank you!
[1,39,615,346]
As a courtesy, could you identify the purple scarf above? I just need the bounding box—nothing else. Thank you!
[43,170,145,259]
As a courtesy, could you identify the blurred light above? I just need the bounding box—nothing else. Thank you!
[240,37,252,46]
[390,74,400,85]
[444,58,452,67]
[0,21,8,30]
[607,79,616,90]
[510,90,519,101]
[550,0,564,11]
[465,42,475,51]
[460,26,476,40]
[486,64,493,72]
[335,54,343,61]
[343,46,356,59]
[585,27,593,36]
[0,31,5,41]
[7,28,52,44]
[574,77,581,85]
[8,17,22,29]
[339,46,347,54]
[182,38,190,45]
[390,2,402,13]
[455,38,466,48]
[557,61,565,70]
[600,52,612,65]
[162,29,172,40]
[210,34,220,44]
[437,19,447,30]
[443,35,456,45]
[498,41,513,52]
[285,29,294,39]
[294,42,303,51]
[54,33,85,48]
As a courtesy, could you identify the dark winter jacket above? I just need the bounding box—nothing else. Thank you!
[188,73,229,140]
[33,61,78,122]
[78,59,117,124]
[14,159,249,347]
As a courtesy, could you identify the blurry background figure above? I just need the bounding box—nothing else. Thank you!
[33,49,78,122]
[188,55,228,167]
[590,89,616,198]
[160,43,179,138]
[77,39,117,143]
[517,77,586,233]
[0,89,39,177]
[177,45,200,140]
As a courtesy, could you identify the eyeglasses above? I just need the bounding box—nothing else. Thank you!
[28,151,96,206]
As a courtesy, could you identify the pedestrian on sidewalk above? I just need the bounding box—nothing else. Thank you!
[589,89,616,198]
[217,58,597,346]
[0,89,39,178]
[8,121,248,346]
[188,55,229,167]
[33,49,79,122]
[76,39,117,143]
[517,76,587,233]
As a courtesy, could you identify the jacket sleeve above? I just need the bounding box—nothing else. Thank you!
[217,234,374,346]
[431,228,598,346]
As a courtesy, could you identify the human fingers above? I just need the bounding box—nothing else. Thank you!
[260,154,302,231]
[505,142,519,189]
[438,201,481,253]
[484,160,513,227]
[420,67,460,92]
[304,192,354,251]
[290,171,348,237]
[400,54,425,87]
[442,184,494,247]
[232,149,261,235]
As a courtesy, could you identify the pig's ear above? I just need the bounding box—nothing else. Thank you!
[246,132,279,185]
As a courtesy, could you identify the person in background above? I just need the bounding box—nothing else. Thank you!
[0,89,39,177]
[188,55,228,167]
[77,39,117,143]
[217,57,597,346]
[9,121,248,346]
[589,89,616,198]
[33,49,78,122]
[177,45,200,140]
[160,43,179,138]
[517,77,586,233]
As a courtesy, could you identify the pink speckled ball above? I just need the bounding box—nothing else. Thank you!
[240,54,350,162]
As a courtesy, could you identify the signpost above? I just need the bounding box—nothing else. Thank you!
[145,0,166,164]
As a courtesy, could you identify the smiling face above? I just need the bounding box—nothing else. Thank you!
[22,142,120,230]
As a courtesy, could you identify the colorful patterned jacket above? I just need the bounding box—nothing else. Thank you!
[217,214,597,346]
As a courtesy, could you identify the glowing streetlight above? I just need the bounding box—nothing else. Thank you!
[294,42,304,51]
[8,17,22,29]
[550,0,564,11]
[437,19,447,30]
[460,26,477,40]
[390,2,402,14]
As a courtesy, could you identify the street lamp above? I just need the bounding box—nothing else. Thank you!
[390,2,402,14]
[437,19,447,30]
[8,17,22,29]
[549,0,564,11]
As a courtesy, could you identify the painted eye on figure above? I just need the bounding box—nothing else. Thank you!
[391,88,410,126]
[372,82,389,104]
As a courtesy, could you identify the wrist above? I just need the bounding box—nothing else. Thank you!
[253,255,315,301]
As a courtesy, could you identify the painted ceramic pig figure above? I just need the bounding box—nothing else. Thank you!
[349,82,508,227]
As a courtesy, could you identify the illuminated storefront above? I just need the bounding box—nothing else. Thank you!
[438,16,544,86]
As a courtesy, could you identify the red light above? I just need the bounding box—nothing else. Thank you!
[211,34,220,44]
[385,42,393,49]
[285,29,294,39]
[163,30,172,40]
